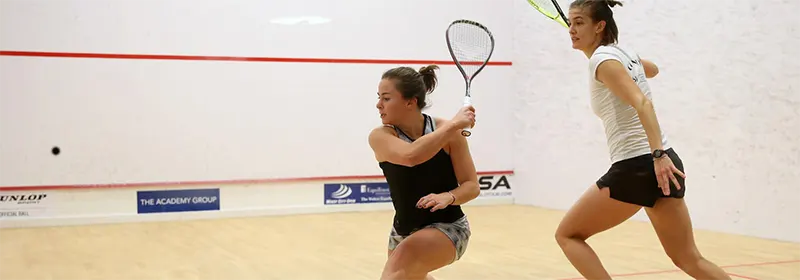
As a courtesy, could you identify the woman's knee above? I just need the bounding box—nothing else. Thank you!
[554,232,569,248]
[554,185,638,247]
[383,243,428,278]
[554,227,588,248]
[667,248,704,270]
[555,213,582,245]
[555,210,594,244]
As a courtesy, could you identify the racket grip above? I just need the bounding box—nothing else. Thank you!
[461,96,472,137]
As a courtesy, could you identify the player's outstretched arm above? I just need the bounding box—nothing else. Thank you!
[369,122,459,167]
[369,106,475,167]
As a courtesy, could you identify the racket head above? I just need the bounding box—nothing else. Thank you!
[527,0,570,28]
[445,19,496,88]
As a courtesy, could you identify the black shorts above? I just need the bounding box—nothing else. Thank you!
[596,148,685,208]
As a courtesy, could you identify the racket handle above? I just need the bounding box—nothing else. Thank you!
[461,96,472,137]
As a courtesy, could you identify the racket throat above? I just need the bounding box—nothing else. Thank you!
[463,83,472,106]
[463,95,472,106]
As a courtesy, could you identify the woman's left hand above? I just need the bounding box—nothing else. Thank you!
[417,192,455,212]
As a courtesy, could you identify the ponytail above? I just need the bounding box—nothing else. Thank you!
[418,65,439,94]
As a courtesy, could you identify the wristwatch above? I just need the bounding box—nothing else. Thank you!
[652,149,666,159]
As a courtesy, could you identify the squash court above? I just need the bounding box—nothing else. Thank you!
[1,204,798,280]
[2,0,799,279]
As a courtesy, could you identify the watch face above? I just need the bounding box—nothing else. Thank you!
[653,150,664,158]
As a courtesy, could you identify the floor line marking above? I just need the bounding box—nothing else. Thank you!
[728,272,759,280]
[555,259,800,280]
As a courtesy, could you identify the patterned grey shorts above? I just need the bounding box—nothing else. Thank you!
[388,215,471,262]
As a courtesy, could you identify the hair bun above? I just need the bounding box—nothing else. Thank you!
[418,65,440,94]
[419,65,438,74]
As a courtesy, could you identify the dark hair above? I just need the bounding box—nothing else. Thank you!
[381,65,439,109]
[570,0,623,45]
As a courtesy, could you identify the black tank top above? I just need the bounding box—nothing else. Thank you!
[379,114,465,236]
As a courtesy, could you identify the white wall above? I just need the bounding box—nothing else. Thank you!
[0,0,517,227]
[512,0,800,242]
[0,0,514,186]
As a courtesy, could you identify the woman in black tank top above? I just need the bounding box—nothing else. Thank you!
[368,65,480,280]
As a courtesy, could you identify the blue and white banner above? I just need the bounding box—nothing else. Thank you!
[137,188,220,214]
[323,182,391,205]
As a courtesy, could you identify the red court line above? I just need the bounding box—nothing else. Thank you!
[720,259,800,269]
[0,170,514,191]
[728,272,759,280]
[0,50,512,66]
[556,259,800,280]
[556,268,681,280]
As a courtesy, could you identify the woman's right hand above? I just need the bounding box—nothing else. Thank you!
[654,156,685,195]
[450,105,476,130]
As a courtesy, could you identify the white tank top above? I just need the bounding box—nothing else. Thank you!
[588,44,670,163]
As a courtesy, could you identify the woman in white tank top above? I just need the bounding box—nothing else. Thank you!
[552,1,731,280]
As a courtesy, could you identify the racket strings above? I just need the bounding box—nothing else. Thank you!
[527,0,570,27]
[528,0,560,19]
[447,23,493,78]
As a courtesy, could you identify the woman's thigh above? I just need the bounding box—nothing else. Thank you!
[385,228,457,274]
[644,197,700,259]
[556,185,642,240]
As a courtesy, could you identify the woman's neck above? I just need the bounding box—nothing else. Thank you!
[394,113,426,140]
[583,41,603,59]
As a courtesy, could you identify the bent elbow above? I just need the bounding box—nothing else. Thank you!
[645,62,658,78]
[469,187,481,201]
[462,182,481,202]
[642,59,659,78]
[648,67,659,78]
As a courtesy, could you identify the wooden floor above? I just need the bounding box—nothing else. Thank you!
[1,205,798,280]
